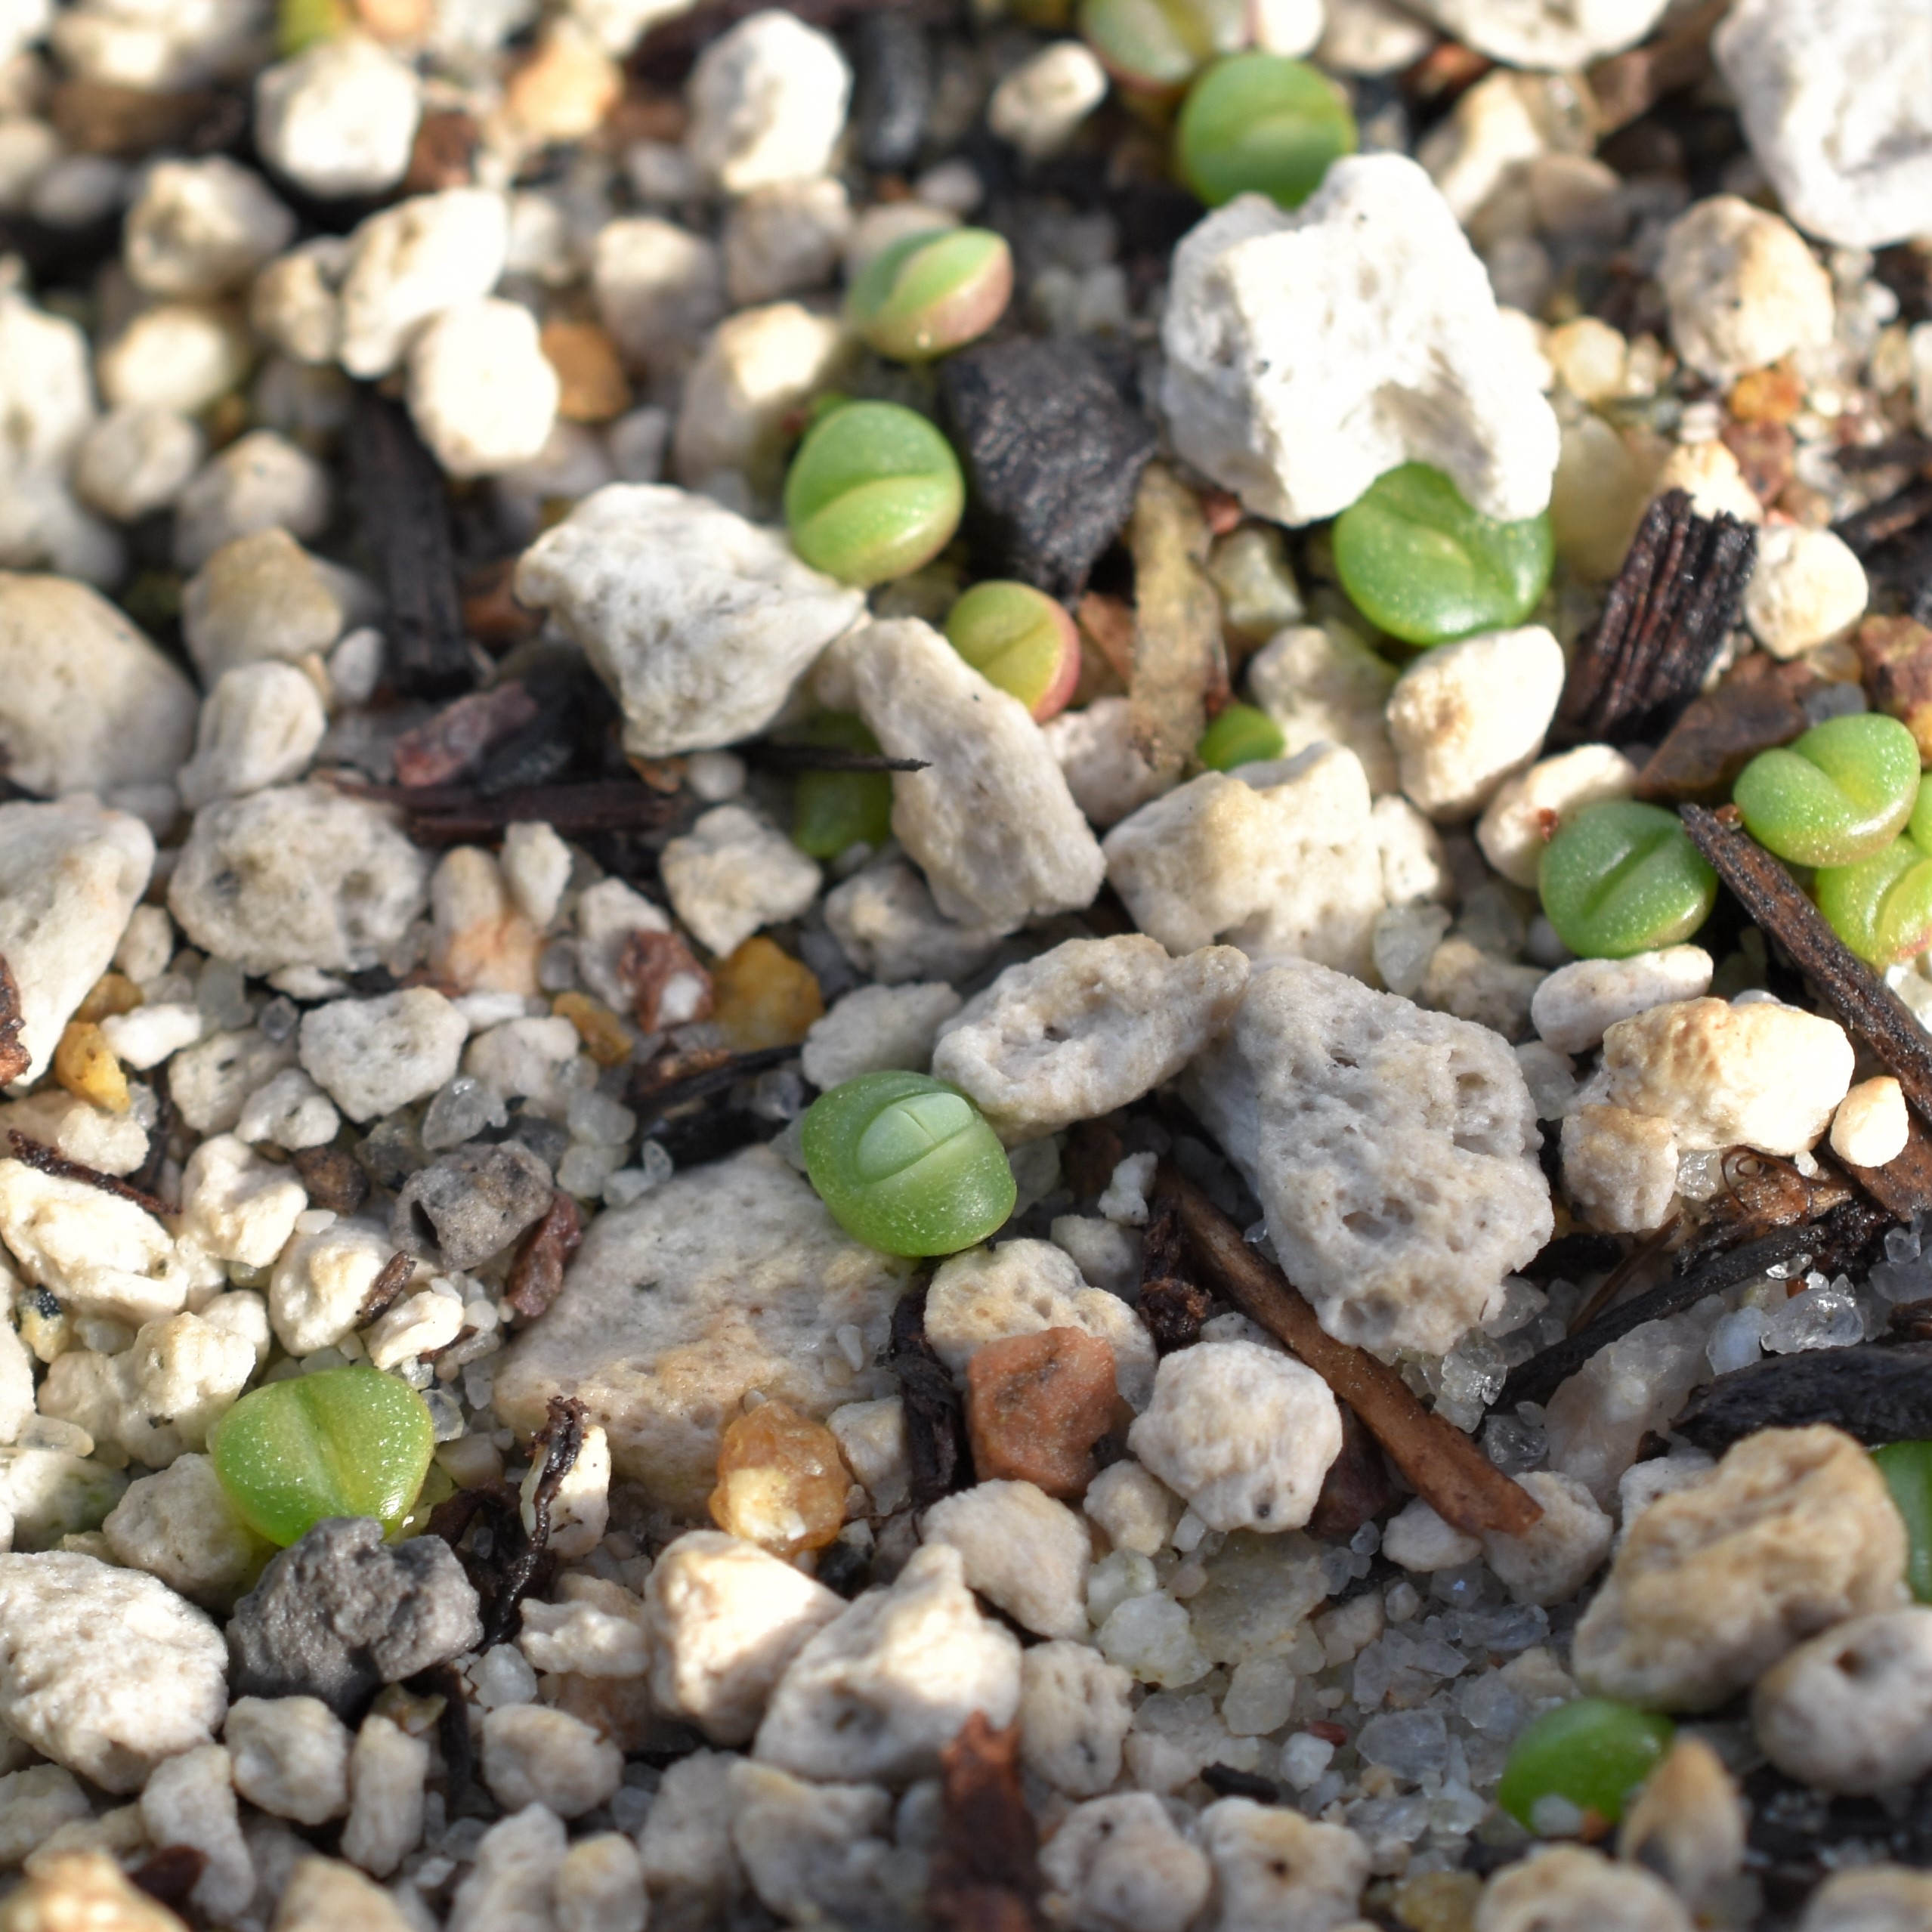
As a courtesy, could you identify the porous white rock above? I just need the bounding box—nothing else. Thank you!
[660,805,821,958]
[646,1529,845,1745]
[1040,695,1169,831]
[1658,196,1835,384]
[931,937,1247,1142]
[170,785,430,977]
[0,1552,227,1792]
[1161,156,1560,527]
[406,298,561,480]
[687,11,852,193]
[501,821,572,930]
[1476,744,1639,888]
[249,237,347,367]
[337,187,512,382]
[0,1161,184,1325]
[298,990,468,1123]
[177,662,328,810]
[754,1543,1022,1785]
[926,1238,1157,1411]
[0,1095,145,1185]
[1833,1077,1911,1170]
[1714,0,1932,250]
[140,1743,254,1923]
[482,1705,623,1819]
[172,430,331,573]
[493,1146,910,1513]
[0,575,196,801]
[515,484,864,759]
[72,408,205,522]
[101,1454,258,1610]
[1127,1341,1342,1535]
[0,1766,90,1870]
[178,1133,307,1269]
[1420,937,1544,1040]
[1185,960,1551,1357]
[986,40,1108,162]
[227,1696,351,1826]
[1084,1461,1184,1558]
[1572,1426,1908,1712]
[1019,1640,1133,1799]
[1479,1846,1691,1932]
[1040,1793,1212,1932]
[1387,626,1566,821]
[802,982,961,1090]
[448,1804,568,1932]
[848,618,1105,931]
[1246,621,1399,796]
[1744,525,1869,659]
[0,1446,124,1552]
[570,878,672,1012]
[1374,794,1452,907]
[1595,996,1854,1156]
[1532,947,1714,1055]
[638,1751,747,1928]
[180,526,358,682]
[1799,1867,1932,1932]
[94,1003,198,1080]
[518,1583,648,1682]
[124,156,292,299]
[1403,0,1665,65]
[268,1219,394,1357]
[921,1480,1090,1640]
[254,35,422,200]
[1754,1608,1932,1794]
[342,1714,429,1879]
[824,860,1003,985]
[728,1761,898,1930]
[1102,743,1385,976]
[722,178,852,305]
[592,218,726,372]
[40,1309,257,1465]
[1383,1497,1482,1572]
[1482,1470,1612,1607]
[827,1399,910,1514]
[1199,1797,1370,1932]
[1562,1104,1679,1234]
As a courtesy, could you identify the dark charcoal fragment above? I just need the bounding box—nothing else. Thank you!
[483,1394,586,1646]
[290,1144,369,1216]
[1306,1401,1393,1544]
[505,1191,583,1321]
[228,1516,483,1719]
[391,1140,555,1270]
[892,1281,971,1507]
[1138,1201,1210,1353]
[129,1845,207,1914]
[854,11,932,172]
[928,1713,1043,1932]
[357,1250,415,1326]
[1201,1764,1281,1804]
[814,1537,873,1598]
[1675,1343,1932,1453]
[940,338,1157,599]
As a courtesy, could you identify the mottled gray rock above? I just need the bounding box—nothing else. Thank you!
[227,1516,482,1719]
[391,1140,553,1269]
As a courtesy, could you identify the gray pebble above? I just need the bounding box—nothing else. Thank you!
[391,1139,555,1270]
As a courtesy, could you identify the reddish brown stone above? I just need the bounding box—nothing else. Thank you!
[1635,653,1813,801]
[1720,420,1794,507]
[1856,614,1932,760]
[402,110,479,194]
[617,927,714,1033]
[965,1328,1117,1500]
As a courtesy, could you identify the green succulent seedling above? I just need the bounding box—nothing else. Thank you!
[1816,833,1932,967]
[1538,800,1718,960]
[1196,702,1285,770]
[1175,52,1358,209]
[801,1071,1016,1257]
[848,228,1014,364]
[1874,1442,1932,1603]
[1497,1699,1674,1834]
[785,401,965,589]
[1078,0,1246,93]
[1733,713,1922,869]
[1332,463,1553,647]
[790,713,895,860]
[944,581,1081,720]
[210,1365,436,1549]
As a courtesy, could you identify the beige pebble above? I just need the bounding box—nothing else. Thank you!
[1831,1075,1909,1169]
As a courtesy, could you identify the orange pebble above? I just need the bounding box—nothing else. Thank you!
[711,937,824,1052]
[74,972,141,1025]
[1727,363,1805,425]
[552,991,636,1068]
[709,1399,850,1556]
[541,320,632,424]
[966,1327,1117,1500]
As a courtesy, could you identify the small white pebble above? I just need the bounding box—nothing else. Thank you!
[1831,1075,1910,1169]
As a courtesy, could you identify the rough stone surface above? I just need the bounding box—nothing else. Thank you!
[1658,195,1835,385]
[269,1219,396,1358]
[1833,1076,1911,1170]
[921,1480,1091,1639]
[687,10,851,193]
[592,218,727,374]
[139,1742,253,1922]
[823,860,1004,986]
[1199,1797,1370,1932]
[1019,1639,1134,1798]
[1041,1793,1212,1932]
[227,1695,352,1826]
[178,663,329,811]
[1745,524,1869,660]
[1405,0,1666,65]
[1754,1608,1932,1794]
[1532,948,1714,1056]
[1572,1426,1908,1713]
[1247,621,1399,796]
[968,1326,1119,1499]
[299,991,468,1124]
[124,155,293,299]
[1162,157,1560,527]
[482,1705,622,1819]
[406,298,561,480]
[0,1161,185,1325]
[660,805,821,958]
[254,34,422,200]
[1476,743,1639,889]
[1798,1868,1932,1932]
[729,1760,900,1928]
[101,1454,259,1611]
[1186,960,1551,1357]
[391,1140,552,1269]
[73,406,206,522]
[802,981,961,1090]
[0,575,196,799]
[931,937,1247,1141]
[1482,1470,1613,1608]
[342,1714,430,1879]
[1041,695,1170,830]
[847,618,1105,931]
[448,1804,567,1932]
[1562,1103,1680,1234]
[227,1516,484,1719]
[180,527,355,683]
[515,484,864,759]
[170,786,429,978]
[0,798,153,1086]
[337,187,511,382]
[1477,1846,1692,1932]
[0,1552,227,1793]
[172,430,332,573]
[753,1543,1022,1785]
[493,1147,910,1514]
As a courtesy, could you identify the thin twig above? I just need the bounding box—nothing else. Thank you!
[748,743,932,775]
[8,1130,172,1217]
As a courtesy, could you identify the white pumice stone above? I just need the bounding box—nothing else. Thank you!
[1658,195,1835,384]
[0,1161,186,1325]
[1040,694,1170,830]
[847,619,1105,932]
[1401,0,1665,65]
[1531,947,1714,1055]
[499,821,573,930]
[986,40,1109,161]
[592,217,727,373]
[931,937,1247,1142]
[1481,1470,1613,1608]
[268,1219,395,1357]
[180,527,361,683]
[1186,960,1551,1356]
[1743,525,1869,659]
[1018,1640,1134,1798]
[0,1092,147,1178]
[406,298,561,480]
[1753,1608,1932,1794]
[252,34,421,200]
[0,796,153,1087]
[1199,1797,1371,1932]
[1102,743,1386,978]
[1382,1497,1482,1572]
[342,1714,429,1880]
[827,1399,910,1514]
[660,805,822,958]
[926,1238,1158,1411]
[1387,626,1567,821]
[1832,1076,1911,1170]
[1374,793,1453,909]
[298,989,468,1124]
[1083,1460,1184,1558]
[100,1453,258,1610]
[823,860,1005,986]
[1715,0,1932,249]
[482,1705,623,1819]
[1562,1104,1680,1234]
[1573,1426,1907,1713]
[1595,996,1855,1156]
[1479,1845,1692,1932]
[728,1760,900,1930]
[920,1480,1090,1640]
[0,1552,227,1793]
[140,1743,255,1923]
[172,430,332,573]
[1420,937,1544,1040]
[0,573,197,799]
[123,155,294,298]
[95,301,252,418]
[336,187,512,382]
[1476,743,1640,888]
[236,1066,339,1152]
[802,982,962,1090]
[72,406,205,521]
[169,785,430,977]
[515,484,864,759]
[226,1696,352,1827]
[1127,1340,1341,1535]
[0,1767,91,1870]
[447,1803,569,1932]
[1798,1868,1932,1932]
[686,10,851,193]
[722,178,852,305]
[177,1133,307,1269]
[1161,156,1560,527]
[177,662,328,810]
[250,238,348,366]
[1049,1210,1136,1291]
[518,1587,650,1681]
[1246,620,1399,796]
[1040,1792,1212,1932]
[42,1308,257,1464]
[637,1751,745,1927]
[0,1445,126,1550]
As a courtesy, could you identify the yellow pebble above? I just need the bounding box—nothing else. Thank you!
[711,938,824,1052]
[73,973,141,1025]
[709,1399,849,1556]
[53,1022,129,1114]
[552,991,635,1067]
